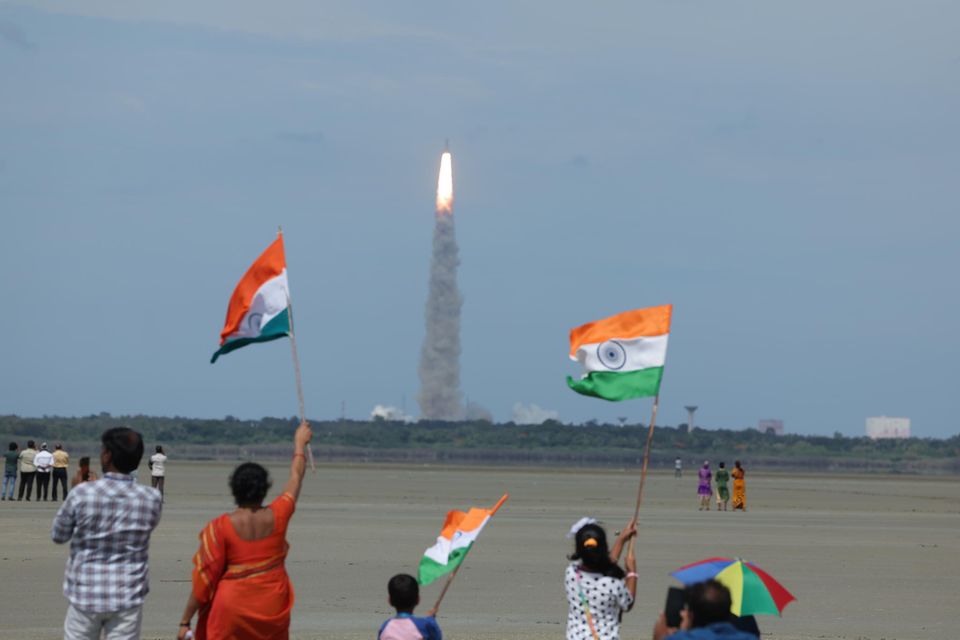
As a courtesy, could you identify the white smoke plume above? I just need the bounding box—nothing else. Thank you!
[512,402,560,425]
[370,404,414,423]
[464,400,493,423]
[418,150,463,420]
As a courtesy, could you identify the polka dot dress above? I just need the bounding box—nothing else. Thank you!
[564,562,634,640]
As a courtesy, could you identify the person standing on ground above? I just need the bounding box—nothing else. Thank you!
[52,443,70,501]
[714,462,730,511]
[731,461,746,511]
[148,446,167,499]
[565,519,638,640]
[697,461,712,511]
[71,457,98,488]
[3,442,19,500]
[17,440,37,501]
[674,457,682,479]
[177,421,312,640]
[35,443,54,501]
[52,427,162,640]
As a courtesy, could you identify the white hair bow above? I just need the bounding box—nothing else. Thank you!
[566,516,598,539]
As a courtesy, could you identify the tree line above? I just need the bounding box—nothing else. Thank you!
[1,413,957,471]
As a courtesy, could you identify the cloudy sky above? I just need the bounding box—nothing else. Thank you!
[1,1,957,436]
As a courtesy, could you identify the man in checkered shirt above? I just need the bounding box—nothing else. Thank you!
[52,427,162,640]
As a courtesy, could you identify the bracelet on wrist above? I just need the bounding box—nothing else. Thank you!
[292,452,305,460]
[179,622,191,627]
[626,572,639,579]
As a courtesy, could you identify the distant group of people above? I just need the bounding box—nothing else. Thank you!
[697,460,746,511]
[4,440,73,501]
[3,440,168,504]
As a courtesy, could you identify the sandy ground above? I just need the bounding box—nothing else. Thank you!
[0,463,957,640]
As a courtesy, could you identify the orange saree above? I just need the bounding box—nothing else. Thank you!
[731,468,746,510]
[192,493,296,640]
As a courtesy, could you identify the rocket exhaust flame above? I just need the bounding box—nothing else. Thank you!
[436,151,453,214]
[418,146,463,420]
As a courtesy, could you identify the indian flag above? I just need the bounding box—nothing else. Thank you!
[418,494,508,586]
[567,304,672,401]
[211,234,291,363]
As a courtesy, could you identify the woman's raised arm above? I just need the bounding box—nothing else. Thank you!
[282,421,312,501]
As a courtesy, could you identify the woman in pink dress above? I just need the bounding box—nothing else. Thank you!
[697,461,712,510]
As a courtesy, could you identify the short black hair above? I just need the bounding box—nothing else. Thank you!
[686,580,733,627]
[79,456,91,467]
[8,442,16,451]
[229,462,271,506]
[101,427,144,473]
[388,573,419,612]
[27,440,35,448]
[156,445,164,454]
[718,461,726,469]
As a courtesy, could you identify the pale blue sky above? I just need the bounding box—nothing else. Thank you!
[1,1,957,436]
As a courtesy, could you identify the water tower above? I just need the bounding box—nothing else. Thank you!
[684,405,698,431]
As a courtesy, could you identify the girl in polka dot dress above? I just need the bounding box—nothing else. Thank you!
[564,519,637,640]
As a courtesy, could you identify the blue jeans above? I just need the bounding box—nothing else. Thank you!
[2,472,15,499]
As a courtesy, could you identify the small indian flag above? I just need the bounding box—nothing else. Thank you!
[211,234,291,363]
[418,494,508,586]
[567,304,672,401]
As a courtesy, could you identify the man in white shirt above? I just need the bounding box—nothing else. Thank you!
[148,446,167,499]
[34,442,54,501]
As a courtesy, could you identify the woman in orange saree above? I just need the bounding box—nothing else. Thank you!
[178,422,311,640]
[731,460,746,511]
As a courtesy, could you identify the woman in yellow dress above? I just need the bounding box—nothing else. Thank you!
[731,460,746,511]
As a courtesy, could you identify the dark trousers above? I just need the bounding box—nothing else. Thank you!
[151,476,165,497]
[52,468,69,500]
[18,471,35,500]
[35,472,51,500]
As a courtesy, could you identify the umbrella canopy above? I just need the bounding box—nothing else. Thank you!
[670,557,795,616]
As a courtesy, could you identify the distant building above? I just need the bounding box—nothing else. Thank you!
[758,419,785,436]
[866,416,910,439]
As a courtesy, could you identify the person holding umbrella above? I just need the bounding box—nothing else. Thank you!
[657,556,795,639]
[652,580,759,640]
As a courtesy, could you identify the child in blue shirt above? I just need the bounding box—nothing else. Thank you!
[378,574,442,640]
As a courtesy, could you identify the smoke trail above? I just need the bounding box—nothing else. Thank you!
[418,150,463,420]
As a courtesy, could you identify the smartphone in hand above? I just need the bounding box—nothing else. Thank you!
[664,587,686,628]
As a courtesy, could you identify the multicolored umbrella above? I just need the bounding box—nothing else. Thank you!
[670,557,795,616]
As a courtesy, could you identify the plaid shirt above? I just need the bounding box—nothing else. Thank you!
[52,472,162,612]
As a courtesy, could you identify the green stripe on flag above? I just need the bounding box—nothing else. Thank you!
[211,308,291,363]
[417,544,473,586]
[566,367,663,401]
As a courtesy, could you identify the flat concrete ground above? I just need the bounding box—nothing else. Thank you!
[1,463,957,640]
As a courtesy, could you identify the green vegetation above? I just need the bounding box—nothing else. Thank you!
[1,414,957,473]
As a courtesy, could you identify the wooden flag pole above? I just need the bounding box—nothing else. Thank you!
[632,395,660,524]
[280,227,316,472]
[431,494,509,613]
[287,309,316,472]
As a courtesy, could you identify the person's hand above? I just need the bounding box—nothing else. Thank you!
[620,519,637,541]
[177,624,192,640]
[652,612,678,640]
[425,607,438,618]
[294,421,313,449]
